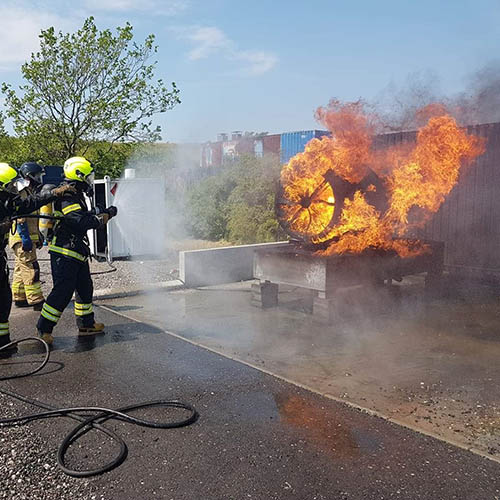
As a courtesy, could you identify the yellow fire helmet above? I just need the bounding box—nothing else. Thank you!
[63,156,94,184]
[0,162,19,194]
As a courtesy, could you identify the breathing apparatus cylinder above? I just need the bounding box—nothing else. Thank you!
[39,204,54,245]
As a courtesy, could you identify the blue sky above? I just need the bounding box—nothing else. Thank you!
[0,0,499,143]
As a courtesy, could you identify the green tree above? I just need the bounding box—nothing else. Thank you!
[0,114,31,166]
[86,141,139,179]
[226,155,282,244]
[2,17,180,165]
[187,172,236,241]
[186,154,285,244]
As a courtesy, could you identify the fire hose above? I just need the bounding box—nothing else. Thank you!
[0,337,198,477]
[7,214,118,275]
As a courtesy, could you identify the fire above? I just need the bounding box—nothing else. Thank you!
[277,100,485,256]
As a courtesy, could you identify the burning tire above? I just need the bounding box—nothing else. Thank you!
[276,168,387,245]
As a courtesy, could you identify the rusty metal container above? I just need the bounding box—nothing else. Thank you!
[263,134,281,156]
[375,122,500,279]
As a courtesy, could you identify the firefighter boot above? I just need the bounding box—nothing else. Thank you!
[0,335,17,356]
[78,322,105,335]
[32,300,44,312]
[15,300,30,308]
[37,331,54,346]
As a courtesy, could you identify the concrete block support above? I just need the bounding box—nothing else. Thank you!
[312,295,338,324]
[179,242,290,288]
[251,281,279,308]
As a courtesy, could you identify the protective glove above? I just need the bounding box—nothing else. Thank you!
[97,213,110,226]
[51,184,76,197]
[105,206,118,219]
[21,234,33,252]
[0,219,10,235]
[17,222,33,251]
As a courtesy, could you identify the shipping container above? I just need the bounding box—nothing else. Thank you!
[235,137,255,156]
[263,134,281,157]
[376,122,500,279]
[254,138,264,157]
[223,140,238,160]
[280,130,330,164]
[200,141,223,168]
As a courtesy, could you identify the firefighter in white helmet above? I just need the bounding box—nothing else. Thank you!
[36,157,117,345]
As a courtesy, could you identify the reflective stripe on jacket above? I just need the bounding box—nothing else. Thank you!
[48,182,100,263]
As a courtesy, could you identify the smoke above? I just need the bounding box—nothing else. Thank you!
[451,60,500,125]
[370,70,442,132]
[370,61,500,132]
[112,175,167,258]
[110,142,204,284]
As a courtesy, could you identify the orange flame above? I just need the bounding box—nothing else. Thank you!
[278,101,485,256]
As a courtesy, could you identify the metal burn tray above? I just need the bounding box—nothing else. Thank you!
[253,240,444,297]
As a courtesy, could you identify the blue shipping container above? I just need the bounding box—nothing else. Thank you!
[280,130,330,164]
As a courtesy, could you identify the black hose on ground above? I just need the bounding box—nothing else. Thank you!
[7,259,117,279]
[89,262,117,276]
[0,338,198,477]
[9,214,119,275]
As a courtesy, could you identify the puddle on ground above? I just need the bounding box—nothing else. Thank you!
[274,393,381,459]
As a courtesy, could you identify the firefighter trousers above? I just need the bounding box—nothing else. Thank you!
[11,243,44,305]
[37,253,95,334]
[0,251,12,340]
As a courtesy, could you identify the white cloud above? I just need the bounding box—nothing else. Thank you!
[84,0,189,14]
[0,0,187,69]
[176,25,278,76]
[185,26,231,60]
[0,5,74,68]
[233,50,279,77]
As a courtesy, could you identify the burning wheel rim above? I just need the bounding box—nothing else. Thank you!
[276,175,337,243]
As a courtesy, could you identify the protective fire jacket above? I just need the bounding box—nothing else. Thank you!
[0,189,56,251]
[49,181,100,263]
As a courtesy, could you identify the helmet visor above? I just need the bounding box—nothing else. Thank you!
[15,178,30,192]
[86,172,95,186]
[31,170,45,186]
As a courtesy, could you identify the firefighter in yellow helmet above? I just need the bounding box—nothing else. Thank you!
[36,157,118,345]
[0,162,74,353]
[9,162,46,310]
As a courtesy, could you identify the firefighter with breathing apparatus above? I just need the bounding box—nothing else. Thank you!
[36,157,118,345]
[9,162,47,311]
[0,162,75,352]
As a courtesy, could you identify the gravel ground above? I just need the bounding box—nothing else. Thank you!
[5,239,227,296]
[0,394,98,500]
[1,249,181,499]
[0,238,225,499]
[7,243,195,296]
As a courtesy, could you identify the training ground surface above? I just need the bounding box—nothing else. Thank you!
[2,293,500,500]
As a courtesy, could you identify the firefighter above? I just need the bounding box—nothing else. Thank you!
[0,162,75,351]
[36,157,117,345]
[9,162,46,310]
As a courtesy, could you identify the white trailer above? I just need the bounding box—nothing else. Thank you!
[88,172,166,262]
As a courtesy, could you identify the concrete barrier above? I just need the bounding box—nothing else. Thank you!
[179,241,290,287]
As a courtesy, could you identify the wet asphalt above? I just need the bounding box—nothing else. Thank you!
[1,303,500,500]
